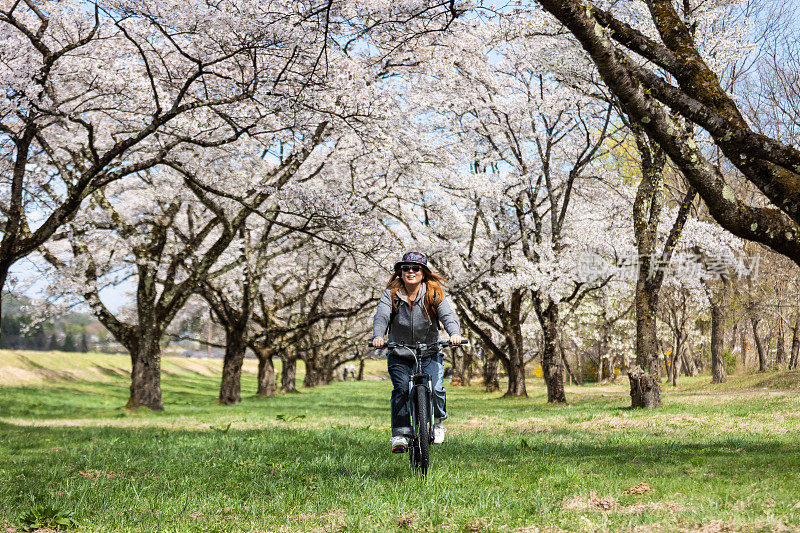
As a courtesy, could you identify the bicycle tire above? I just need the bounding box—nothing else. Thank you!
[413,384,431,477]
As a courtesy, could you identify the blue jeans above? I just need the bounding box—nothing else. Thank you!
[387,352,447,437]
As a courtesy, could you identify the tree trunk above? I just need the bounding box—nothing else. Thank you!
[740,327,748,369]
[219,328,247,405]
[501,292,529,397]
[464,345,474,385]
[776,321,786,368]
[504,347,527,397]
[281,351,298,393]
[671,347,681,387]
[728,321,738,355]
[751,316,768,372]
[451,349,465,386]
[303,360,323,388]
[321,362,336,386]
[126,330,164,410]
[540,303,566,403]
[560,333,581,386]
[0,267,7,332]
[681,348,698,377]
[357,357,365,381]
[483,351,500,392]
[710,294,728,383]
[790,317,800,370]
[254,345,276,397]
[629,365,661,408]
[632,279,662,408]
[596,352,603,383]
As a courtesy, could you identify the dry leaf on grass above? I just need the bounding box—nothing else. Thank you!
[562,492,618,512]
[562,491,683,514]
[77,469,125,480]
[397,514,415,528]
[623,482,652,495]
[693,519,726,533]
[465,519,488,532]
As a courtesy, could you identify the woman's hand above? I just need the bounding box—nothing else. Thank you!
[372,337,385,348]
[450,335,462,345]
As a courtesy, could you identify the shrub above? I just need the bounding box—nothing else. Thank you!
[723,348,737,373]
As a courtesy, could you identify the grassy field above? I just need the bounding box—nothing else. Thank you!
[2,350,800,532]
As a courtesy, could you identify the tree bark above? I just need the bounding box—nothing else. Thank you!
[303,359,323,388]
[254,344,277,397]
[464,344,474,385]
[219,327,247,405]
[451,350,465,386]
[790,317,800,370]
[503,351,527,397]
[751,316,768,372]
[503,290,528,397]
[483,351,500,393]
[740,327,748,369]
[629,365,661,408]
[539,303,566,403]
[728,321,738,355]
[281,351,298,393]
[126,329,164,410]
[776,321,786,368]
[709,290,728,383]
[633,281,662,408]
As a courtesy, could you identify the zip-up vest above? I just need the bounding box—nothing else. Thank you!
[386,280,444,333]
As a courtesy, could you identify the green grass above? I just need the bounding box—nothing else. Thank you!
[2,351,800,532]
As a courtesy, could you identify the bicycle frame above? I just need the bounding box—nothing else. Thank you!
[369,339,468,476]
[408,349,435,446]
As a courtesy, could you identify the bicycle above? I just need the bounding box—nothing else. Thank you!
[370,339,469,477]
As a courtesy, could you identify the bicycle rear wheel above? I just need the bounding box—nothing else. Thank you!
[412,384,431,477]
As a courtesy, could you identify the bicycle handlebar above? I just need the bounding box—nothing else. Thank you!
[367,340,469,349]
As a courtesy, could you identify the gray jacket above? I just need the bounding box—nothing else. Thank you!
[372,282,461,357]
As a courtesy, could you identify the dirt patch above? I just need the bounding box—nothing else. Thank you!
[563,492,618,512]
[623,482,652,495]
[77,469,126,480]
[465,518,488,532]
[562,492,683,514]
[289,508,346,532]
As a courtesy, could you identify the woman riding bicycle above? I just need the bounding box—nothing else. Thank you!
[372,251,462,453]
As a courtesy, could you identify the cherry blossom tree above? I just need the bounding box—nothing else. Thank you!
[0,0,468,326]
[388,15,626,401]
[534,0,800,268]
[42,128,329,409]
[0,0,343,324]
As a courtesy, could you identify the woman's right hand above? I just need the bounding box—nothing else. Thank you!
[372,337,385,348]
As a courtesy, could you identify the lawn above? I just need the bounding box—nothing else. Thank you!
[2,349,800,532]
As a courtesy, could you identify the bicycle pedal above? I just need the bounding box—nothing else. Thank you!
[392,444,408,454]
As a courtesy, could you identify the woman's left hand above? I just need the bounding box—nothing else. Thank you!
[450,335,462,345]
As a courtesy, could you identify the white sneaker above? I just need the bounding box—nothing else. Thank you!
[391,435,409,453]
[433,423,446,444]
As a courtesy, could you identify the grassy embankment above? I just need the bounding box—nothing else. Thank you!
[2,349,800,532]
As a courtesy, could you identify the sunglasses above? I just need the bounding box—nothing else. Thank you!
[400,265,422,273]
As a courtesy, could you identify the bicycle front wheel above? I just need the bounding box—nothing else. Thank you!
[412,384,431,477]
